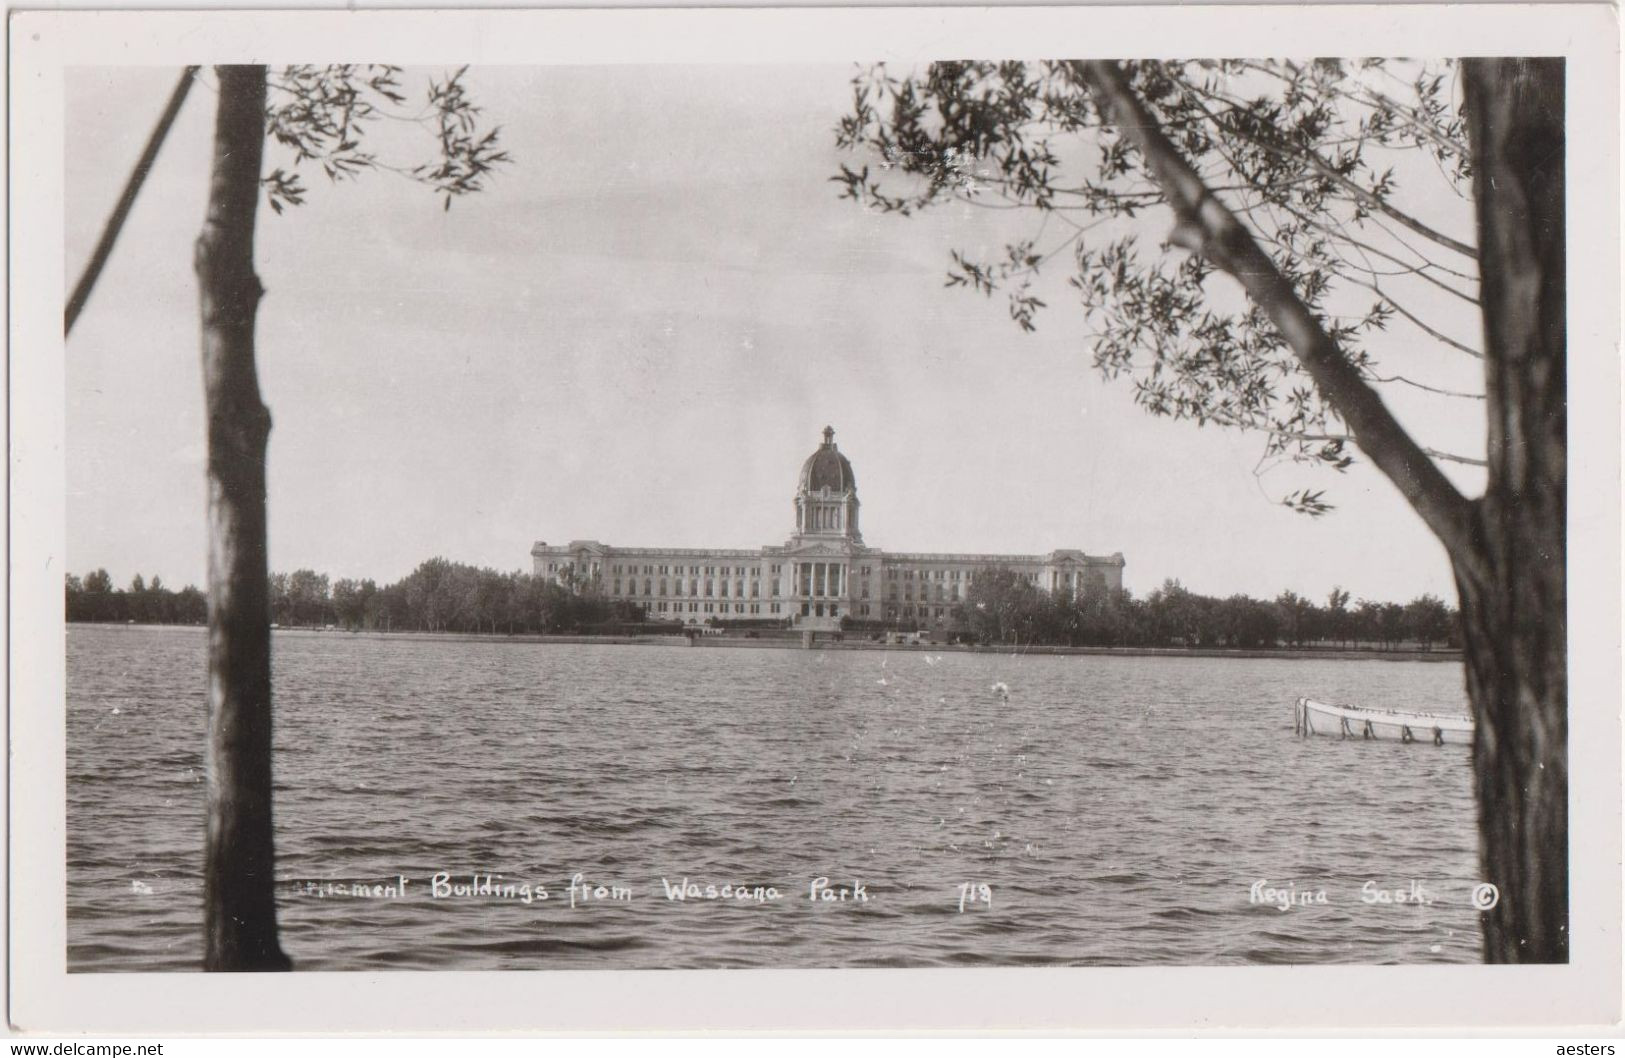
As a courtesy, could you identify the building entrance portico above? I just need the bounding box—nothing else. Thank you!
[786,550,856,630]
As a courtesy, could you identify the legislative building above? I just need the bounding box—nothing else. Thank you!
[531,427,1125,631]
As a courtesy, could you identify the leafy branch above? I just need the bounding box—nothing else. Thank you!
[261,64,512,214]
[833,58,1485,510]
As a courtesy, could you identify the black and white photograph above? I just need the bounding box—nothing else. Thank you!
[9,3,1621,1036]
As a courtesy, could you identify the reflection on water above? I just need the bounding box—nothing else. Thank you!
[67,625,1481,970]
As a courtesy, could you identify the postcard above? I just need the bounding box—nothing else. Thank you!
[9,2,1620,1035]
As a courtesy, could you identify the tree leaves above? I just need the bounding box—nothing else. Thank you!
[412,65,514,210]
[1280,489,1334,516]
[259,63,512,215]
[260,167,305,215]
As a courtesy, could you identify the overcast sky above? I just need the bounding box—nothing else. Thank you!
[64,63,1487,603]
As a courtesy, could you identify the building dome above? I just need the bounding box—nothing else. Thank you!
[799,426,856,493]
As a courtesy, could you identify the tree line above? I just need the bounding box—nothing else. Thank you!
[65,558,646,634]
[68,558,1456,650]
[959,568,1457,651]
[65,570,208,625]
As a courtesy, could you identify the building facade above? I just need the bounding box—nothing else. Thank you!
[531,427,1125,631]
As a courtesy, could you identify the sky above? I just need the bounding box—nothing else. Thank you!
[64,63,1488,604]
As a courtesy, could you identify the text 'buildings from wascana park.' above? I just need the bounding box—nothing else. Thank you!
[531,427,1125,632]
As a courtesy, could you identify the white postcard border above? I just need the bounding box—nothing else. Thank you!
[8,3,1621,1034]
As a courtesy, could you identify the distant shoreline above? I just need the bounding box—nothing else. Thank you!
[68,622,1464,662]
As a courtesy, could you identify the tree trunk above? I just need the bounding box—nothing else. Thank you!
[196,65,290,972]
[1457,58,1568,964]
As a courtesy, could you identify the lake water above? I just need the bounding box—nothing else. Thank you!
[66,625,1483,970]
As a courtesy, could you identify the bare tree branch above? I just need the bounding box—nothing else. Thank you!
[1269,196,1480,301]
[1366,372,1486,400]
[66,66,199,335]
[1267,429,1486,467]
[1346,276,1485,359]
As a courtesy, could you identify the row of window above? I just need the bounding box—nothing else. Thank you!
[884,604,952,619]
[885,568,974,582]
[648,601,780,615]
[801,505,848,529]
[611,563,763,577]
[604,563,799,576]
[551,560,1051,591]
[888,584,962,602]
[615,577,778,599]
